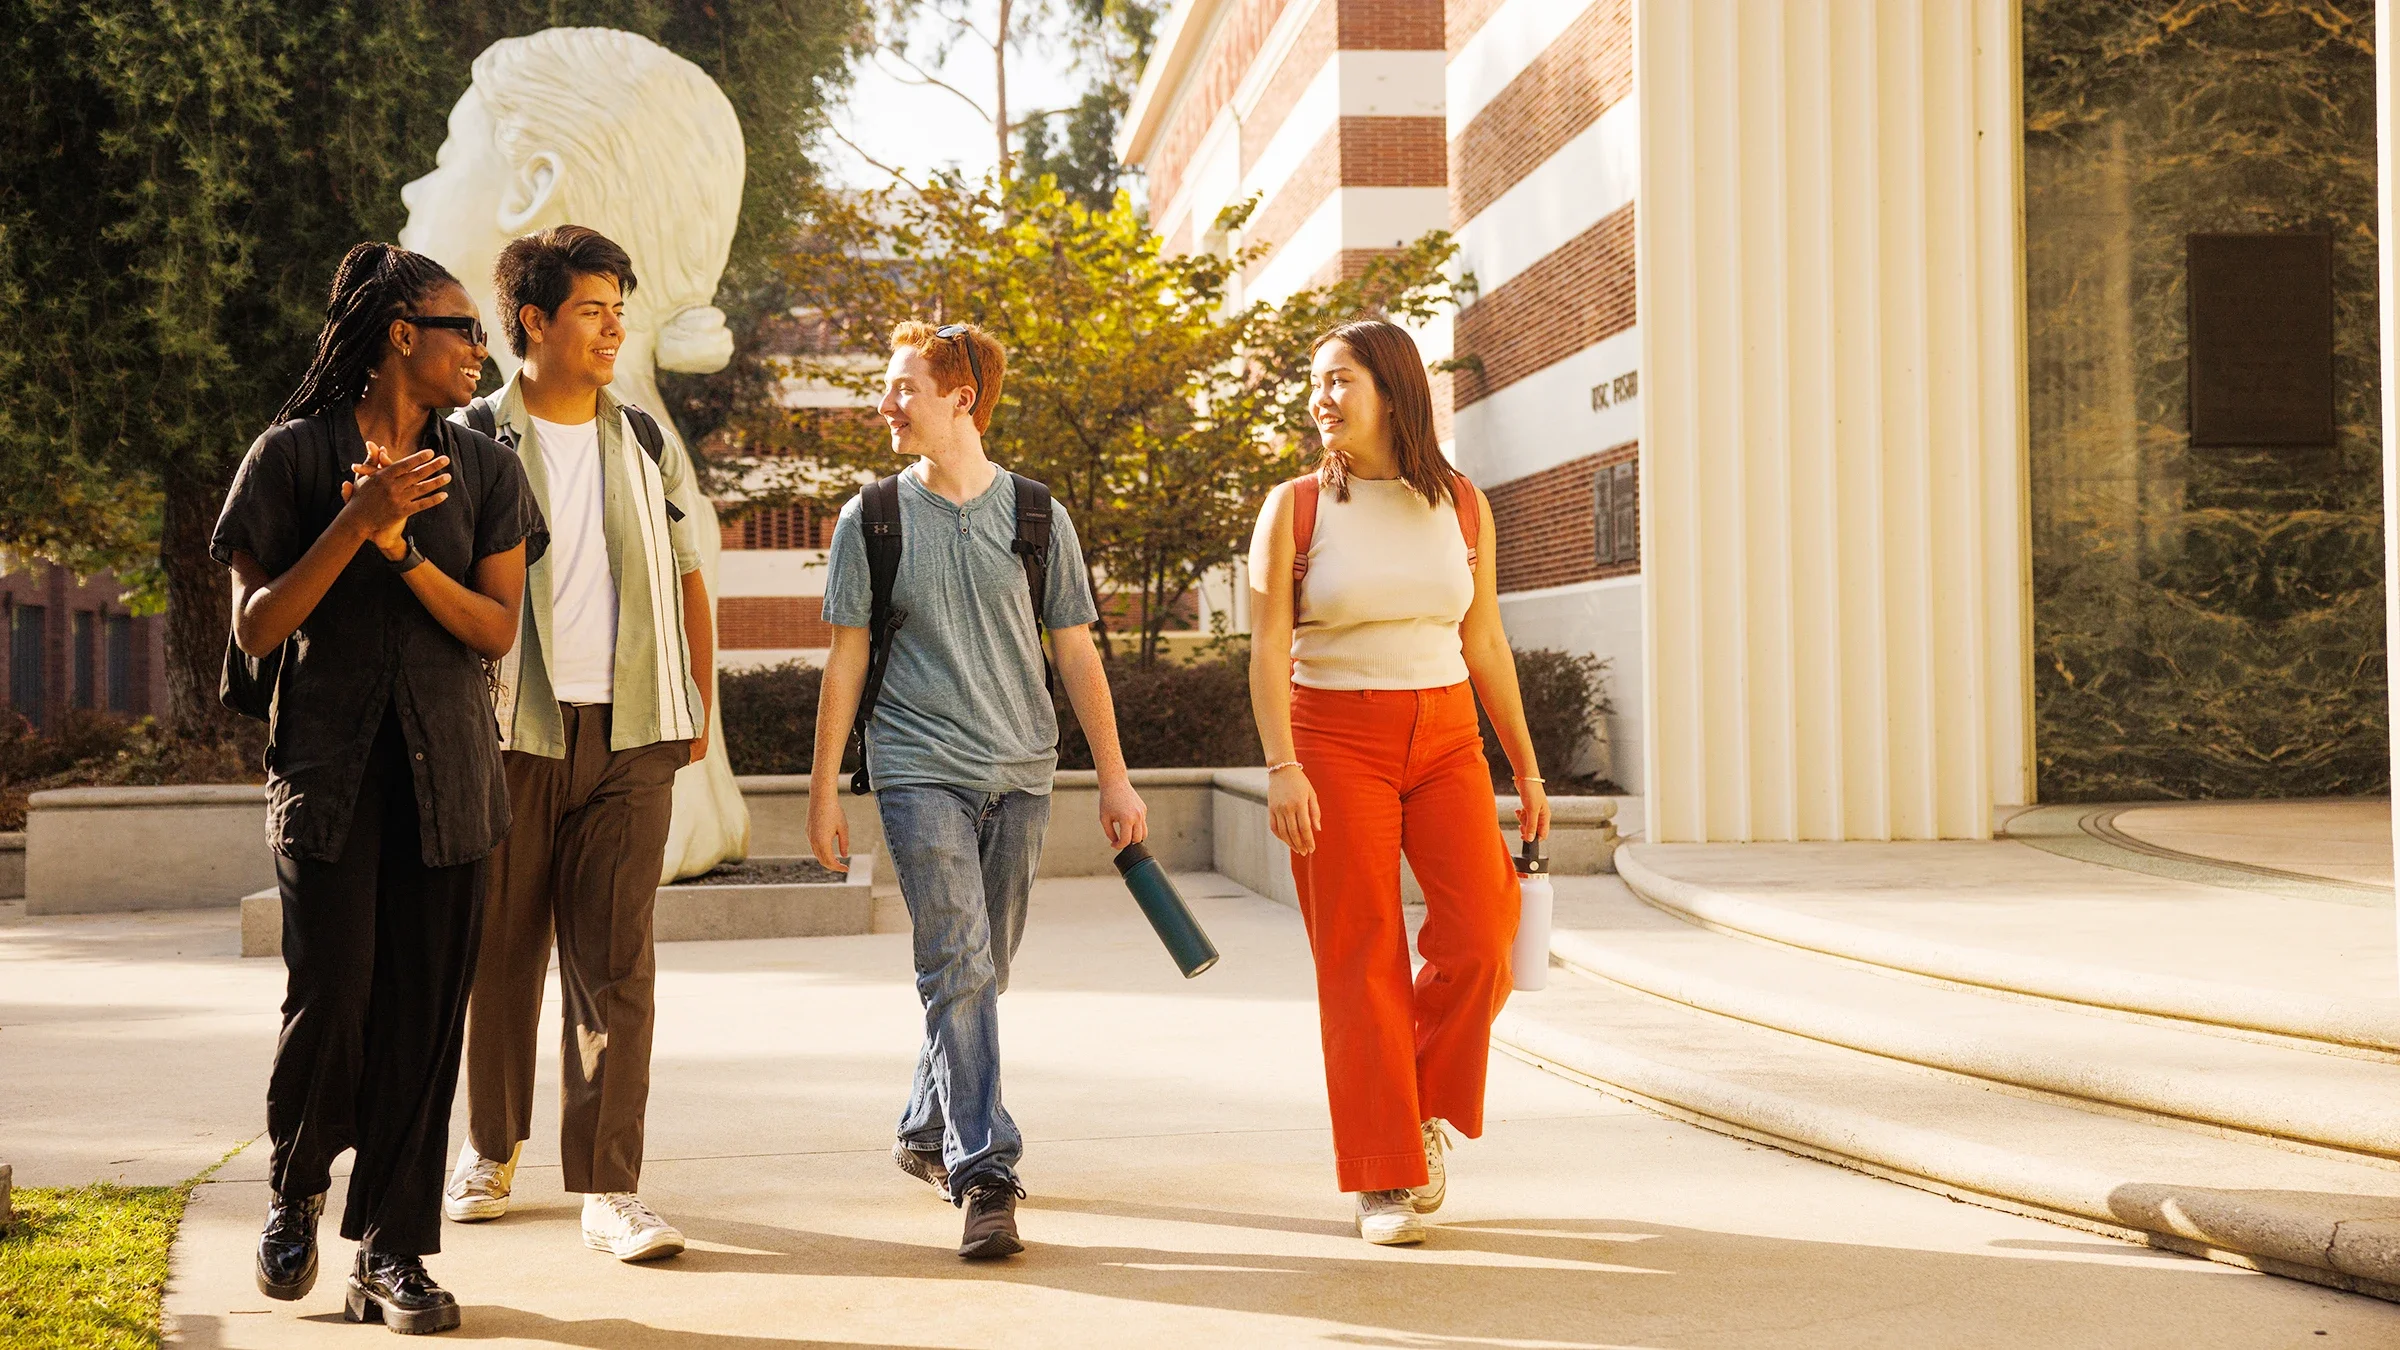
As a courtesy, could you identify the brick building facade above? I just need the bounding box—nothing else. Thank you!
[0,561,169,731]
[1126,0,1645,784]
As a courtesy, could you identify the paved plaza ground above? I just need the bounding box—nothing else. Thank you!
[7,876,2400,1346]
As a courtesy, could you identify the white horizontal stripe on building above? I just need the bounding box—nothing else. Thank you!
[720,648,827,669]
[715,551,829,598]
[1451,326,1640,488]
[1453,95,1638,299]
[1238,50,1448,230]
[1492,576,1645,788]
[1450,0,1599,132]
[1499,573,1643,603]
[1245,186,1451,308]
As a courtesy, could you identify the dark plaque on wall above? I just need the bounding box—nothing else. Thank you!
[2187,232,2334,447]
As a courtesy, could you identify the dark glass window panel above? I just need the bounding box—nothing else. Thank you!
[2187,233,2335,446]
[72,611,95,708]
[106,615,134,713]
[1592,468,1615,566]
[11,605,46,731]
[1612,462,1639,564]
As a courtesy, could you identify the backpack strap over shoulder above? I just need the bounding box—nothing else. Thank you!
[1288,474,1321,596]
[1009,473,1056,697]
[848,474,908,795]
[1288,471,1480,605]
[463,397,508,447]
[618,404,687,523]
[1451,472,1480,571]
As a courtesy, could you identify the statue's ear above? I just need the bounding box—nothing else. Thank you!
[498,151,562,235]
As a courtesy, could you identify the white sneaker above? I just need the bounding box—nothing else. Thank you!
[1410,1119,1453,1214]
[582,1192,685,1262]
[1355,1190,1427,1245]
[441,1140,521,1223]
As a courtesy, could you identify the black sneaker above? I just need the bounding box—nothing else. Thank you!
[255,1191,324,1301]
[957,1178,1026,1260]
[893,1141,952,1201]
[343,1247,461,1335]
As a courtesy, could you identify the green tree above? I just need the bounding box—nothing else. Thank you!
[0,0,867,734]
[1017,0,1161,210]
[750,175,1460,663]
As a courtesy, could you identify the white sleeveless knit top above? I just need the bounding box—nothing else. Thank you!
[1291,478,1474,690]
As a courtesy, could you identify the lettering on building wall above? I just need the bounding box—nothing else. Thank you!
[1589,369,1639,411]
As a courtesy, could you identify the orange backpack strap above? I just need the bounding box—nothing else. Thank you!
[1452,472,1480,571]
[1289,474,1322,593]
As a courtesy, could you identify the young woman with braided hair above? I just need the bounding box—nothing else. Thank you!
[213,241,544,1335]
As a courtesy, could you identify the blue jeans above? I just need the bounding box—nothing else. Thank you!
[876,784,1050,1198]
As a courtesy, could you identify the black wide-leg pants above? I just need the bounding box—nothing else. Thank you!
[265,705,484,1256]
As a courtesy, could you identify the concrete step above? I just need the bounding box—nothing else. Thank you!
[1494,961,2400,1300]
[1615,844,2400,1053]
[238,853,874,957]
[1548,880,2400,1164]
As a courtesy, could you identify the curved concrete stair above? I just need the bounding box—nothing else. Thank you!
[1549,882,2400,1163]
[1495,960,2400,1299]
[1615,844,2400,1053]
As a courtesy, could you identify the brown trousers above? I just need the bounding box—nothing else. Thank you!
[464,703,687,1194]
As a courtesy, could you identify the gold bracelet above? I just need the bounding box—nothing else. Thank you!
[1515,774,1544,783]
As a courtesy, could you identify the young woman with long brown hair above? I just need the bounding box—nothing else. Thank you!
[1247,319,1551,1245]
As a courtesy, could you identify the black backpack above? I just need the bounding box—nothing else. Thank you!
[463,395,686,522]
[848,470,1055,795]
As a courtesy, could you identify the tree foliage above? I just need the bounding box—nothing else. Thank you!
[0,0,867,730]
[740,175,1460,663]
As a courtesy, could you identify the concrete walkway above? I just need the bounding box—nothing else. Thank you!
[8,879,2400,1345]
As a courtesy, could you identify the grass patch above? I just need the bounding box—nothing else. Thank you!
[0,1147,239,1349]
[0,1183,192,1349]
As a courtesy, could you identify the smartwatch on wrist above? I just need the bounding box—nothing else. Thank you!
[385,540,427,575]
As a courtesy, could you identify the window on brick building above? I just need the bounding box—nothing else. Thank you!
[72,610,95,708]
[1594,462,1639,567]
[11,604,46,730]
[106,615,135,713]
[1611,462,1638,564]
[733,504,830,550]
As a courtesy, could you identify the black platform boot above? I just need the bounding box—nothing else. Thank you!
[343,1247,461,1335]
[255,1191,325,1300]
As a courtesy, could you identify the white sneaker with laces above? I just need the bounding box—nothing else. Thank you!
[1410,1119,1453,1214]
[582,1191,686,1262]
[1355,1189,1427,1245]
[441,1140,521,1223]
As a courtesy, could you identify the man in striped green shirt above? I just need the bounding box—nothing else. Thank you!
[441,226,710,1264]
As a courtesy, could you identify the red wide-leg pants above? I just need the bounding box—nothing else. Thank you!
[1290,681,1521,1193]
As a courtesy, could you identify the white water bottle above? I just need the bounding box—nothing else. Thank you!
[1510,835,1553,992]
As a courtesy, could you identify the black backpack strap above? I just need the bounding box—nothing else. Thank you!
[1009,473,1055,697]
[619,404,687,522]
[848,474,907,795]
[463,396,506,446]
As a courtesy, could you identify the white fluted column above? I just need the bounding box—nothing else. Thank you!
[1636,0,2032,842]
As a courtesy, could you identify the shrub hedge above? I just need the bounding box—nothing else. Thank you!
[719,646,1616,793]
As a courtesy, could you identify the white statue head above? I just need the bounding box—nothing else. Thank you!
[399,27,745,380]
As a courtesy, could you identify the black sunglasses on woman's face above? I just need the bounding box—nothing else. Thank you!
[403,315,489,347]
[934,322,982,404]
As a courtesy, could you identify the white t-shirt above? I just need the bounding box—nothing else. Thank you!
[532,415,617,703]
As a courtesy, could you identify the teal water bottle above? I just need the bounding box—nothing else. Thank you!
[1113,842,1221,978]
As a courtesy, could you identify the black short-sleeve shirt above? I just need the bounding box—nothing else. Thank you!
[211,406,547,867]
